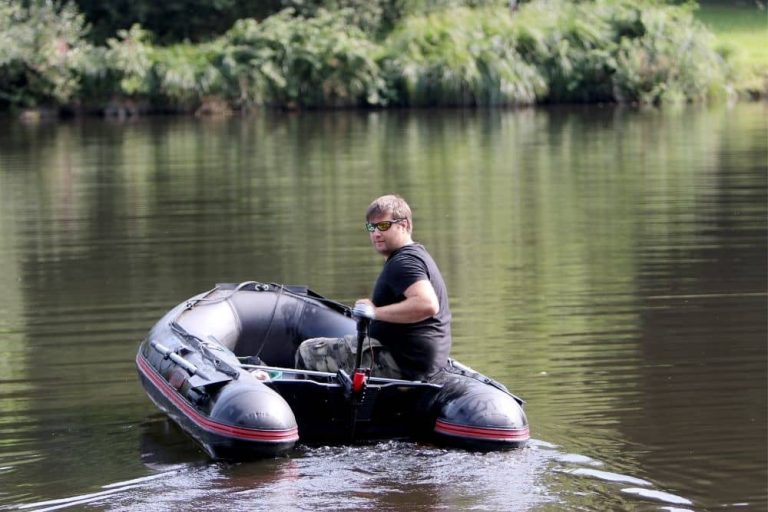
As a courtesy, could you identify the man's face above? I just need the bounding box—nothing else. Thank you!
[366,213,409,257]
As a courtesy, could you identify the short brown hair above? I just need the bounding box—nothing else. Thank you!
[366,194,412,231]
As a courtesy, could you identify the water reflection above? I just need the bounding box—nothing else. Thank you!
[0,103,765,511]
[13,437,702,512]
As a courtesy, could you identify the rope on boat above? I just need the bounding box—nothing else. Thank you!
[252,283,283,361]
[184,280,260,310]
[181,281,352,315]
[446,359,525,405]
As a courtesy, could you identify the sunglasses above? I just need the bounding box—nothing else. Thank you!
[365,219,405,232]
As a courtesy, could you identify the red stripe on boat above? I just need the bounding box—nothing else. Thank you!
[136,352,299,443]
[434,419,529,441]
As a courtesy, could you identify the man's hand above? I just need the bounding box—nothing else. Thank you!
[352,300,376,320]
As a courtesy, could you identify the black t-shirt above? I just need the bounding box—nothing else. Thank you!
[369,243,452,380]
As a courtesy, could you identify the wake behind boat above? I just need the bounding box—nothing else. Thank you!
[135,281,529,459]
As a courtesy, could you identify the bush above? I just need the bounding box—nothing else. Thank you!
[381,7,546,106]
[218,8,388,108]
[280,0,507,39]
[103,25,156,97]
[610,3,729,103]
[81,8,390,111]
[511,0,730,104]
[0,0,735,113]
[78,24,225,112]
[0,0,95,109]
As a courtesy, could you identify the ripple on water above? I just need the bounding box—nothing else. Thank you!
[4,438,705,512]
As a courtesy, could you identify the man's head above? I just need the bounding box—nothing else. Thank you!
[365,194,413,256]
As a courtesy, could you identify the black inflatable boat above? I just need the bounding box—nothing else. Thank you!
[136,282,529,459]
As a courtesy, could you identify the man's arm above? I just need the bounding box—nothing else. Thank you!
[357,279,439,324]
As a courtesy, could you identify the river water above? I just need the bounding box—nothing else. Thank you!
[0,103,765,511]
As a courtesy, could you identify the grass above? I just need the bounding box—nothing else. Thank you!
[694,0,767,96]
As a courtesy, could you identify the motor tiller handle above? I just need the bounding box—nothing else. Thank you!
[351,303,375,391]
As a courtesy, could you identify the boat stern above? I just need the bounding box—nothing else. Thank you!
[432,376,529,451]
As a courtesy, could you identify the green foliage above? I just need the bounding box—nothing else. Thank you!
[77,24,225,111]
[0,0,95,109]
[280,0,404,38]
[281,0,507,39]
[511,0,730,104]
[103,25,155,96]
[511,1,618,102]
[219,8,388,108]
[0,0,737,112]
[694,2,767,99]
[72,0,512,46]
[152,44,225,107]
[611,4,726,103]
[381,7,546,106]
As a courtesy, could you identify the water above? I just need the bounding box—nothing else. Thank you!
[0,103,765,511]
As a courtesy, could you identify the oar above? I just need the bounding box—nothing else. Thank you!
[150,340,209,380]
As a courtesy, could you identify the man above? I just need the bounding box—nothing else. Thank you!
[296,194,452,381]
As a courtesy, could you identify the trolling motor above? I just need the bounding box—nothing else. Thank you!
[350,302,375,393]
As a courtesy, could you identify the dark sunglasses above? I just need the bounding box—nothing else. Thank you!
[365,219,405,232]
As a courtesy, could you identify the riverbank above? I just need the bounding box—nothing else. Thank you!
[2,0,765,118]
[695,0,768,100]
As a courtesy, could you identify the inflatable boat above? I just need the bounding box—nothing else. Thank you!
[135,282,529,459]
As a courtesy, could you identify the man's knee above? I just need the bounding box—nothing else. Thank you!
[295,337,352,373]
[295,336,404,379]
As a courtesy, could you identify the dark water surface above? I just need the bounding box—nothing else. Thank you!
[0,104,765,511]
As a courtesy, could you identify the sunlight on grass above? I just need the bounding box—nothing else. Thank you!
[695,1,767,95]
